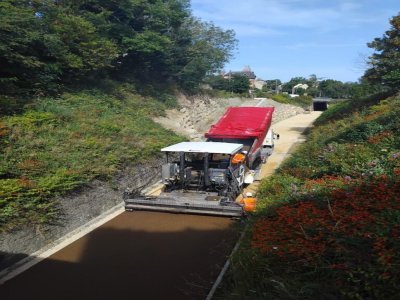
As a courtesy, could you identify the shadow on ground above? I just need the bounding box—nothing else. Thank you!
[288,126,310,133]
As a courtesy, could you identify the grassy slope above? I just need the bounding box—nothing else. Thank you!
[0,88,184,232]
[268,93,312,109]
[218,93,400,299]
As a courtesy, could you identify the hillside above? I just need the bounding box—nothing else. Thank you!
[218,92,400,299]
[153,95,304,141]
[0,89,185,233]
[0,85,307,271]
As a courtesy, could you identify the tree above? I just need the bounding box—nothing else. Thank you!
[363,13,400,90]
[74,0,191,82]
[54,0,237,90]
[0,0,237,97]
[306,87,320,97]
[307,74,318,88]
[346,80,384,99]
[282,77,308,93]
[206,75,230,90]
[0,0,47,94]
[229,74,249,94]
[40,3,118,81]
[296,87,306,96]
[319,79,346,98]
[264,79,281,92]
[174,18,237,90]
[0,0,118,95]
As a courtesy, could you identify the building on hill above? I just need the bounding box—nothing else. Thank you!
[254,79,266,90]
[223,66,257,88]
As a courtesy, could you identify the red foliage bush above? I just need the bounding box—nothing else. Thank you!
[251,175,400,294]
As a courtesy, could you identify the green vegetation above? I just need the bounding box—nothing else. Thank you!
[363,13,400,89]
[0,0,236,101]
[205,74,250,95]
[268,93,313,109]
[217,93,400,299]
[216,14,400,299]
[279,75,385,99]
[0,90,184,231]
[0,0,238,231]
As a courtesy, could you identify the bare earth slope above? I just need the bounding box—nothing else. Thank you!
[154,94,304,140]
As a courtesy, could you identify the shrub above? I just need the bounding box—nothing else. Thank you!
[0,89,185,231]
[218,94,400,299]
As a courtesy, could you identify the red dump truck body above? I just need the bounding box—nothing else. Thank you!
[205,107,274,168]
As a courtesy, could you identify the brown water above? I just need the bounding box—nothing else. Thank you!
[0,211,238,300]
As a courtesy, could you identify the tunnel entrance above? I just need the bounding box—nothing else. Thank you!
[313,101,328,111]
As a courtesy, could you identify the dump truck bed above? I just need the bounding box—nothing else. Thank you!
[205,107,274,141]
[205,107,275,169]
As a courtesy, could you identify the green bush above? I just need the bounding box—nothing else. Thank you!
[0,89,185,231]
[269,93,291,104]
[257,174,302,209]
[315,90,396,125]
[218,94,400,299]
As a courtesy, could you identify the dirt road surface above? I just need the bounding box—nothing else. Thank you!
[243,111,322,197]
[0,111,321,300]
[261,111,322,174]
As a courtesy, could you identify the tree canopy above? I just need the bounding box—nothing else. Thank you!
[281,77,308,93]
[230,74,250,94]
[0,0,237,96]
[363,13,400,90]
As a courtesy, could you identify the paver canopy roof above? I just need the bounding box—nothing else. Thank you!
[161,142,243,154]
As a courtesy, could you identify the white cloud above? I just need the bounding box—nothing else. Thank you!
[284,42,365,50]
[231,24,283,37]
[191,0,383,37]
[339,2,362,12]
[191,0,399,82]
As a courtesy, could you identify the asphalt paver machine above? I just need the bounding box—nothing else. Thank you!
[124,141,247,216]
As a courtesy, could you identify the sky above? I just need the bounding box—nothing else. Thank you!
[191,0,399,83]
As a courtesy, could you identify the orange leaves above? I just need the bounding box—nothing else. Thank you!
[17,176,37,188]
[0,121,10,138]
[251,201,332,261]
[367,131,392,144]
[251,176,400,268]
[17,158,42,173]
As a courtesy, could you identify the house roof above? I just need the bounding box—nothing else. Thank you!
[226,71,256,79]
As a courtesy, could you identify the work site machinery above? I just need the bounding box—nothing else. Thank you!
[205,106,275,183]
[124,141,247,217]
[124,107,276,216]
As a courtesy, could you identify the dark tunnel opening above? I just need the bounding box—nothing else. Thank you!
[313,101,328,111]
